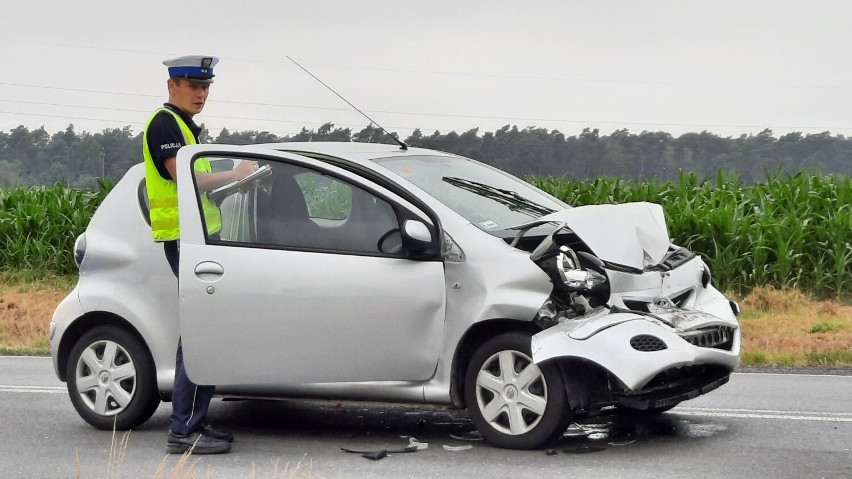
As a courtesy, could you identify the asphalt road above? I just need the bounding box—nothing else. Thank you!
[1,356,850,479]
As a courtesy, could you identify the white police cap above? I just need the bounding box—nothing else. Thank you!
[163,55,219,83]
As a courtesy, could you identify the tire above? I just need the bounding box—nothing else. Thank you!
[464,332,572,449]
[66,326,160,430]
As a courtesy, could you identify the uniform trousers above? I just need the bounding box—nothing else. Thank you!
[163,240,215,436]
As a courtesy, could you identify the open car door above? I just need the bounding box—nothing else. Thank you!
[175,144,446,386]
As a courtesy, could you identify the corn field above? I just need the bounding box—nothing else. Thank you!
[1,173,850,297]
[535,171,852,298]
[0,181,109,276]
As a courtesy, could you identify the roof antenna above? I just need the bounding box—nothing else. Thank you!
[287,56,408,151]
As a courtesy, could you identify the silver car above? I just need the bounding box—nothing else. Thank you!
[50,142,740,449]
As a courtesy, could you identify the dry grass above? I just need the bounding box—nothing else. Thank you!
[738,285,852,365]
[2,279,850,366]
[151,452,311,479]
[0,284,66,354]
[152,449,207,479]
[70,428,312,478]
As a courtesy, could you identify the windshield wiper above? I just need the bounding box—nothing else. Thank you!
[442,176,556,217]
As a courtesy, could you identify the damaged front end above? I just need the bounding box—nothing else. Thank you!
[515,202,741,413]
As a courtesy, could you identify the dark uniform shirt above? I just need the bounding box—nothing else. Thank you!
[145,103,203,181]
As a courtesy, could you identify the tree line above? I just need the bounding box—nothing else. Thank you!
[1,122,850,188]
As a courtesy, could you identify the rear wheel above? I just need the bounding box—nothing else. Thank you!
[464,332,572,449]
[66,326,160,430]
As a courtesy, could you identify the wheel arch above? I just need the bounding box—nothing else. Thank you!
[56,312,153,382]
[546,356,614,415]
[449,318,543,408]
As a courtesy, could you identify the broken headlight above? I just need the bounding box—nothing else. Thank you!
[555,247,606,291]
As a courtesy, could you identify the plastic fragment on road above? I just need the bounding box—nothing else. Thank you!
[358,450,387,461]
[449,431,484,441]
[442,444,473,451]
[562,423,586,437]
[341,438,422,460]
[608,439,636,446]
[407,436,429,450]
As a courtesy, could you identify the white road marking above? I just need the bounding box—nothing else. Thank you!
[0,356,53,359]
[0,385,65,394]
[734,372,852,379]
[677,407,852,422]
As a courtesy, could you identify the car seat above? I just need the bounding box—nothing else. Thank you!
[255,164,323,248]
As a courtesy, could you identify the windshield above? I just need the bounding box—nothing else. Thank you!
[374,155,568,231]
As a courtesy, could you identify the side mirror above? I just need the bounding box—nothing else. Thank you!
[403,220,431,242]
[210,158,234,172]
[377,220,437,257]
[402,219,434,253]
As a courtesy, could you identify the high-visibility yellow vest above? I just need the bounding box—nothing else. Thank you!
[142,107,221,241]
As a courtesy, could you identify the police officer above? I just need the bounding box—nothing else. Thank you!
[142,55,256,454]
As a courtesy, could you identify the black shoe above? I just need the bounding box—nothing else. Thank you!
[201,424,235,443]
[166,431,231,454]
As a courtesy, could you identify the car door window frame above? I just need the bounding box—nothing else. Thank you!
[280,150,446,244]
[182,148,442,260]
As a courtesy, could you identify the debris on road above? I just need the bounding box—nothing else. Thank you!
[341,436,427,460]
[442,444,473,451]
[449,431,484,441]
[405,436,429,450]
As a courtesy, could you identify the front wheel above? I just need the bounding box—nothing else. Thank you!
[66,326,160,430]
[464,332,572,449]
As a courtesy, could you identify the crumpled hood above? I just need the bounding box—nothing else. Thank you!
[530,202,670,269]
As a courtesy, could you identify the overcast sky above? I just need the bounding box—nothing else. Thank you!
[1,0,851,140]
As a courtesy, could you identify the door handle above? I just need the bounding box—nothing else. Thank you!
[194,261,224,281]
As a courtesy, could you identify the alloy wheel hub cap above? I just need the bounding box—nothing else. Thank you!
[503,384,518,400]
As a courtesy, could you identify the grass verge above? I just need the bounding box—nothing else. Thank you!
[2,276,850,367]
[0,272,71,355]
[737,286,852,366]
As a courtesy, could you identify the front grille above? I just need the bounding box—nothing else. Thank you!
[680,326,735,349]
[630,334,667,352]
[616,364,730,396]
[613,365,732,409]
